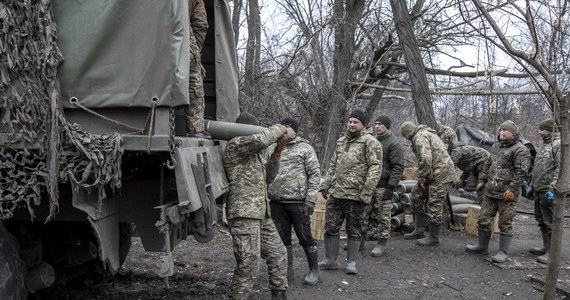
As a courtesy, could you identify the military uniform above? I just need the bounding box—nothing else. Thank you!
[224,124,288,299]
[185,0,209,134]
[436,123,458,146]
[449,142,490,203]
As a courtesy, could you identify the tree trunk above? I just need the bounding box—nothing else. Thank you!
[242,0,261,104]
[231,0,242,48]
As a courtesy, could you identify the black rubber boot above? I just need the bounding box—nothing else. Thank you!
[318,235,339,270]
[271,289,288,300]
[370,238,387,257]
[417,222,442,246]
[465,230,491,255]
[404,213,428,240]
[303,246,320,285]
[491,235,512,263]
[286,245,294,280]
[537,231,550,264]
[529,227,548,255]
[345,237,360,275]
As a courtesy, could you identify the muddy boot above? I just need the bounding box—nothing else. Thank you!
[271,289,287,300]
[491,235,512,263]
[529,227,548,255]
[286,245,294,280]
[465,230,491,255]
[303,246,319,285]
[370,238,387,257]
[343,237,365,251]
[537,231,550,264]
[318,235,339,270]
[404,213,428,240]
[345,237,360,275]
[417,222,441,246]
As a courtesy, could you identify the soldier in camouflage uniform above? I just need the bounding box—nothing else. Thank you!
[268,117,321,286]
[528,118,560,264]
[466,120,530,263]
[400,121,455,246]
[436,120,458,146]
[367,115,404,257]
[449,142,490,203]
[223,112,289,300]
[185,0,210,137]
[318,110,382,275]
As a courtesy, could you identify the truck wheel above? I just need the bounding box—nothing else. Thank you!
[0,225,28,300]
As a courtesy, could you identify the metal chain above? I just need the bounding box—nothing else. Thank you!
[165,108,177,170]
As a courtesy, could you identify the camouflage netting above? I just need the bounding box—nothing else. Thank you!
[0,1,123,220]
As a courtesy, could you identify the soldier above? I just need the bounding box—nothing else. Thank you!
[399,121,455,246]
[185,0,210,138]
[436,120,458,146]
[448,142,490,203]
[268,117,321,285]
[223,112,289,300]
[528,118,560,264]
[368,115,404,257]
[318,110,382,275]
[465,120,531,263]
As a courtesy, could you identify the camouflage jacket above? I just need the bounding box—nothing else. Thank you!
[223,125,287,220]
[268,137,321,204]
[437,125,458,145]
[320,127,382,204]
[449,142,490,182]
[376,131,404,188]
[410,125,456,184]
[189,0,209,49]
[531,133,560,192]
[480,135,531,199]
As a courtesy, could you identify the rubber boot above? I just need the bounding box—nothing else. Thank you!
[318,235,339,270]
[404,213,428,240]
[491,235,512,263]
[465,230,491,255]
[371,238,387,257]
[529,227,548,255]
[286,245,294,280]
[271,289,288,300]
[343,237,365,251]
[345,237,360,275]
[537,232,550,264]
[303,246,320,285]
[417,222,442,246]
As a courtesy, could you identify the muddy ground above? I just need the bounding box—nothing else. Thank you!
[32,200,570,300]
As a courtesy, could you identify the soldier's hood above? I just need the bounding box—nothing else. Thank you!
[414,124,436,135]
[289,136,310,145]
[499,134,521,146]
[343,127,374,140]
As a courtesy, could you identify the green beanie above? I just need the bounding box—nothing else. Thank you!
[236,112,259,126]
[436,120,443,131]
[400,121,417,137]
[500,120,519,134]
[539,118,555,132]
[375,115,392,129]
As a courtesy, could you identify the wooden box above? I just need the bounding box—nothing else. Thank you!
[311,209,326,240]
[465,205,500,236]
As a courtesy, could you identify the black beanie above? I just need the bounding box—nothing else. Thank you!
[348,109,367,126]
[281,117,299,133]
[375,115,392,129]
[236,112,259,125]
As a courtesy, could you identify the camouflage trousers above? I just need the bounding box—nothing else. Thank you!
[365,187,392,240]
[325,197,368,238]
[228,217,287,300]
[411,182,449,223]
[478,195,517,236]
[185,31,205,133]
[534,191,554,232]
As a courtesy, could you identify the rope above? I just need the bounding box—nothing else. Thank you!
[68,97,144,134]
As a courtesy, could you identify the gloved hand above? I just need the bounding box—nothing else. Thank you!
[382,187,395,200]
[545,191,554,204]
[525,184,534,197]
[475,181,486,191]
[318,189,328,200]
[417,180,428,191]
[303,202,315,216]
[504,188,515,202]
[272,134,288,158]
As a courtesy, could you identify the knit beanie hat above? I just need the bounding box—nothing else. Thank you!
[236,112,259,126]
[281,117,299,133]
[375,115,392,129]
[348,109,367,126]
[435,120,443,131]
[400,121,417,137]
[500,120,519,134]
[539,118,555,132]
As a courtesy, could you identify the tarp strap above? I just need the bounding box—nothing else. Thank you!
[68,97,145,134]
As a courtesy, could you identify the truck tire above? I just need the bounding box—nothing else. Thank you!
[0,225,27,300]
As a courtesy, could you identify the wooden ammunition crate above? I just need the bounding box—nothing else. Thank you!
[465,205,500,236]
[311,209,326,240]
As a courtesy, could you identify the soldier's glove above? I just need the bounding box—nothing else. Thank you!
[318,189,328,200]
[475,181,486,191]
[545,191,555,205]
[525,184,534,198]
[382,186,395,200]
[272,134,288,158]
[303,202,315,216]
[417,180,428,191]
[503,188,515,202]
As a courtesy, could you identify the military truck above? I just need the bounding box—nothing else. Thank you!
[0,1,243,298]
